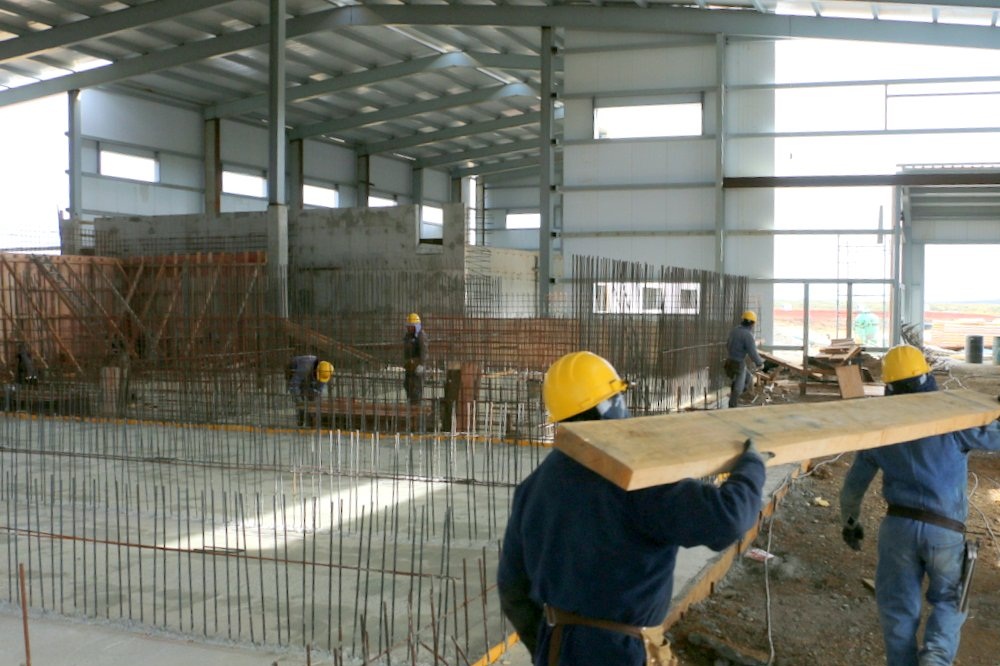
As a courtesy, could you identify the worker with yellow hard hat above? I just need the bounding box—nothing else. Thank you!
[723,309,764,408]
[403,312,428,405]
[286,355,333,399]
[497,350,767,666]
[840,344,1000,666]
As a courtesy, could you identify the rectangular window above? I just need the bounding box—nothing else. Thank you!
[594,102,702,140]
[303,183,339,208]
[99,148,157,182]
[593,282,700,314]
[222,170,266,198]
[422,205,443,225]
[368,194,396,207]
[506,212,540,229]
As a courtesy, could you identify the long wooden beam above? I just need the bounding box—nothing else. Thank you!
[555,389,1000,491]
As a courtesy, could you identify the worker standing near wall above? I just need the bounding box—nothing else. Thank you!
[497,351,767,666]
[403,313,428,405]
[724,310,764,408]
[839,344,1000,666]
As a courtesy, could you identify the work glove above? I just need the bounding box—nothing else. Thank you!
[842,517,864,551]
[744,438,775,461]
[415,365,425,376]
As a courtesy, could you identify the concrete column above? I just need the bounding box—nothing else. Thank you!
[203,118,222,214]
[538,26,556,317]
[267,0,287,206]
[411,167,423,222]
[67,90,82,219]
[357,154,370,204]
[267,204,289,318]
[449,175,464,203]
[63,89,83,254]
[475,177,486,247]
[714,33,727,276]
[289,138,304,213]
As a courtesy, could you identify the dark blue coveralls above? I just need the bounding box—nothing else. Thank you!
[497,448,765,665]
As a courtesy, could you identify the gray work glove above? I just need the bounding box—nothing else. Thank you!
[842,517,864,551]
[744,437,774,461]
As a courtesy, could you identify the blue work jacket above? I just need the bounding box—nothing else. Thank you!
[497,448,765,665]
[726,324,763,366]
[841,414,1000,525]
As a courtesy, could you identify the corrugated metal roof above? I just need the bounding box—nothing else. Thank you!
[1,0,998,180]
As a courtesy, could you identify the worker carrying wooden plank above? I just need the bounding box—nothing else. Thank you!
[497,351,768,666]
[838,344,1000,666]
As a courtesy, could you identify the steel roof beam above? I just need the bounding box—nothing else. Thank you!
[5,4,1000,109]
[362,111,541,156]
[288,81,537,140]
[0,0,233,63]
[452,154,538,178]
[316,5,1000,50]
[416,138,538,169]
[206,50,540,119]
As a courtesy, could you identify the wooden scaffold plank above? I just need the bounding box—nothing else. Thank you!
[555,389,1000,491]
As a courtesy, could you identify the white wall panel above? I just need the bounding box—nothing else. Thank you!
[82,175,202,217]
[728,90,775,134]
[486,185,538,209]
[160,153,203,189]
[564,140,714,187]
[564,189,715,232]
[304,140,356,183]
[371,155,412,199]
[221,195,268,213]
[726,137,776,177]
[221,120,267,168]
[911,219,1000,243]
[724,190,775,231]
[563,99,594,142]
[565,44,715,94]
[564,236,715,270]
[81,90,201,155]
[487,229,539,251]
[423,168,450,203]
[729,41,776,87]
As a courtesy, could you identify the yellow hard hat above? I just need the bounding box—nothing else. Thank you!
[315,360,334,383]
[742,310,757,324]
[881,344,930,384]
[406,313,421,324]
[543,351,628,423]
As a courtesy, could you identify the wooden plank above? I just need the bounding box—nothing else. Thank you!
[835,364,866,399]
[555,389,1000,491]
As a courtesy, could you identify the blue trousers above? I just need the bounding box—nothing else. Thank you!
[876,517,967,666]
[729,363,748,408]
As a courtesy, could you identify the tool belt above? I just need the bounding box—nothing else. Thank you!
[723,359,742,380]
[543,604,677,666]
[886,504,965,534]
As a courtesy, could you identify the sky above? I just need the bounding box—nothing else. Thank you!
[0,94,67,250]
[0,38,998,303]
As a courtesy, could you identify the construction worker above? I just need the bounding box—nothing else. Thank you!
[839,344,1000,666]
[403,313,428,405]
[497,351,767,666]
[286,355,333,399]
[724,310,764,408]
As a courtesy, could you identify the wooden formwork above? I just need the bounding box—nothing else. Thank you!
[0,251,270,383]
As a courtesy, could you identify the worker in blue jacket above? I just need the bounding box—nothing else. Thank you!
[724,310,764,408]
[497,351,767,666]
[840,344,1000,666]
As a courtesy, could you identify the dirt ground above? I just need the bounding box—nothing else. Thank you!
[668,356,1000,666]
